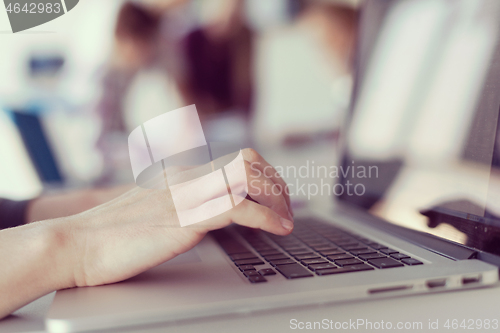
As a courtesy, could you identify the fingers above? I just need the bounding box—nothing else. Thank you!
[167,169,230,211]
[141,148,292,232]
[243,161,291,221]
[213,151,291,222]
[169,162,291,228]
[198,198,293,236]
[241,148,292,215]
[165,149,292,224]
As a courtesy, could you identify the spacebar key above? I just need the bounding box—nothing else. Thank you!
[276,264,314,279]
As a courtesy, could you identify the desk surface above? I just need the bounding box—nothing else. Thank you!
[2,142,499,333]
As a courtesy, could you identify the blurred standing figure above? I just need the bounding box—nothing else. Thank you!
[95,1,163,184]
[98,1,162,137]
[177,0,254,119]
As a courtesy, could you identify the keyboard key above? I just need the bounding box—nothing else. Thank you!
[316,247,340,252]
[380,248,398,255]
[316,264,374,275]
[211,230,251,254]
[319,249,345,256]
[294,254,320,260]
[341,243,367,250]
[324,238,343,243]
[333,238,357,244]
[327,234,351,239]
[281,243,303,248]
[249,240,269,244]
[315,268,338,275]
[252,246,275,251]
[308,263,337,271]
[301,237,324,242]
[390,253,410,260]
[306,243,331,248]
[369,257,404,269]
[248,275,267,283]
[272,240,295,245]
[401,258,423,266]
[276,264,314,279]
[299,236,324,242]
[270,259,297,266]
[358,253,386,261]
[286,249,311,255]
[234,259,265,266]
[326,254,352,261]
[258,250,282,256]
[258,268,277,276]
[301,258,328,265]
[335,258,364,267]
[219,244,250,255]
[238,265,256,272]
[311,245,337,251]
[264,254,290,261]
[230,253,258,261]
[349,248,377,256]
[369,244,389,250]
[300,236,323,240]
[274,234,299,240]
[244,270,260,277]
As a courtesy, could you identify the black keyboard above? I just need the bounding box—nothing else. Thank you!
[211,217,423,283]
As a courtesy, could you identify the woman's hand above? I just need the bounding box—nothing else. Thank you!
[0,149,291,319]
[52,148,292,287]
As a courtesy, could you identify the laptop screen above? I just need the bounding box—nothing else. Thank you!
[339,0,500,255]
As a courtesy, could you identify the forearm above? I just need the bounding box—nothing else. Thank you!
[0,220,75,319]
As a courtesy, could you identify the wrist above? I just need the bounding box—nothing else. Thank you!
[42,218,80,290]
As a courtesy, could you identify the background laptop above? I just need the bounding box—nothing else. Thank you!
[46,0,500,332]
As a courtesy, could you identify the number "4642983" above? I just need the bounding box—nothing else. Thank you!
[6,2,62,14]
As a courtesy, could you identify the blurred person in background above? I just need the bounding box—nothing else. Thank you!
[95,1,165,184]
[252,0,360,146]
[177,0,254,118]
[299,0,359,73]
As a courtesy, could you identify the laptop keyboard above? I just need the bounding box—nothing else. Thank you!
[211,218,423,283]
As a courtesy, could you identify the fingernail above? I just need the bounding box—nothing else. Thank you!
[280,217,294,231]
[288,210,294,221]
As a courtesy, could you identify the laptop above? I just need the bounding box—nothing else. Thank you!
[46,0,500,331]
